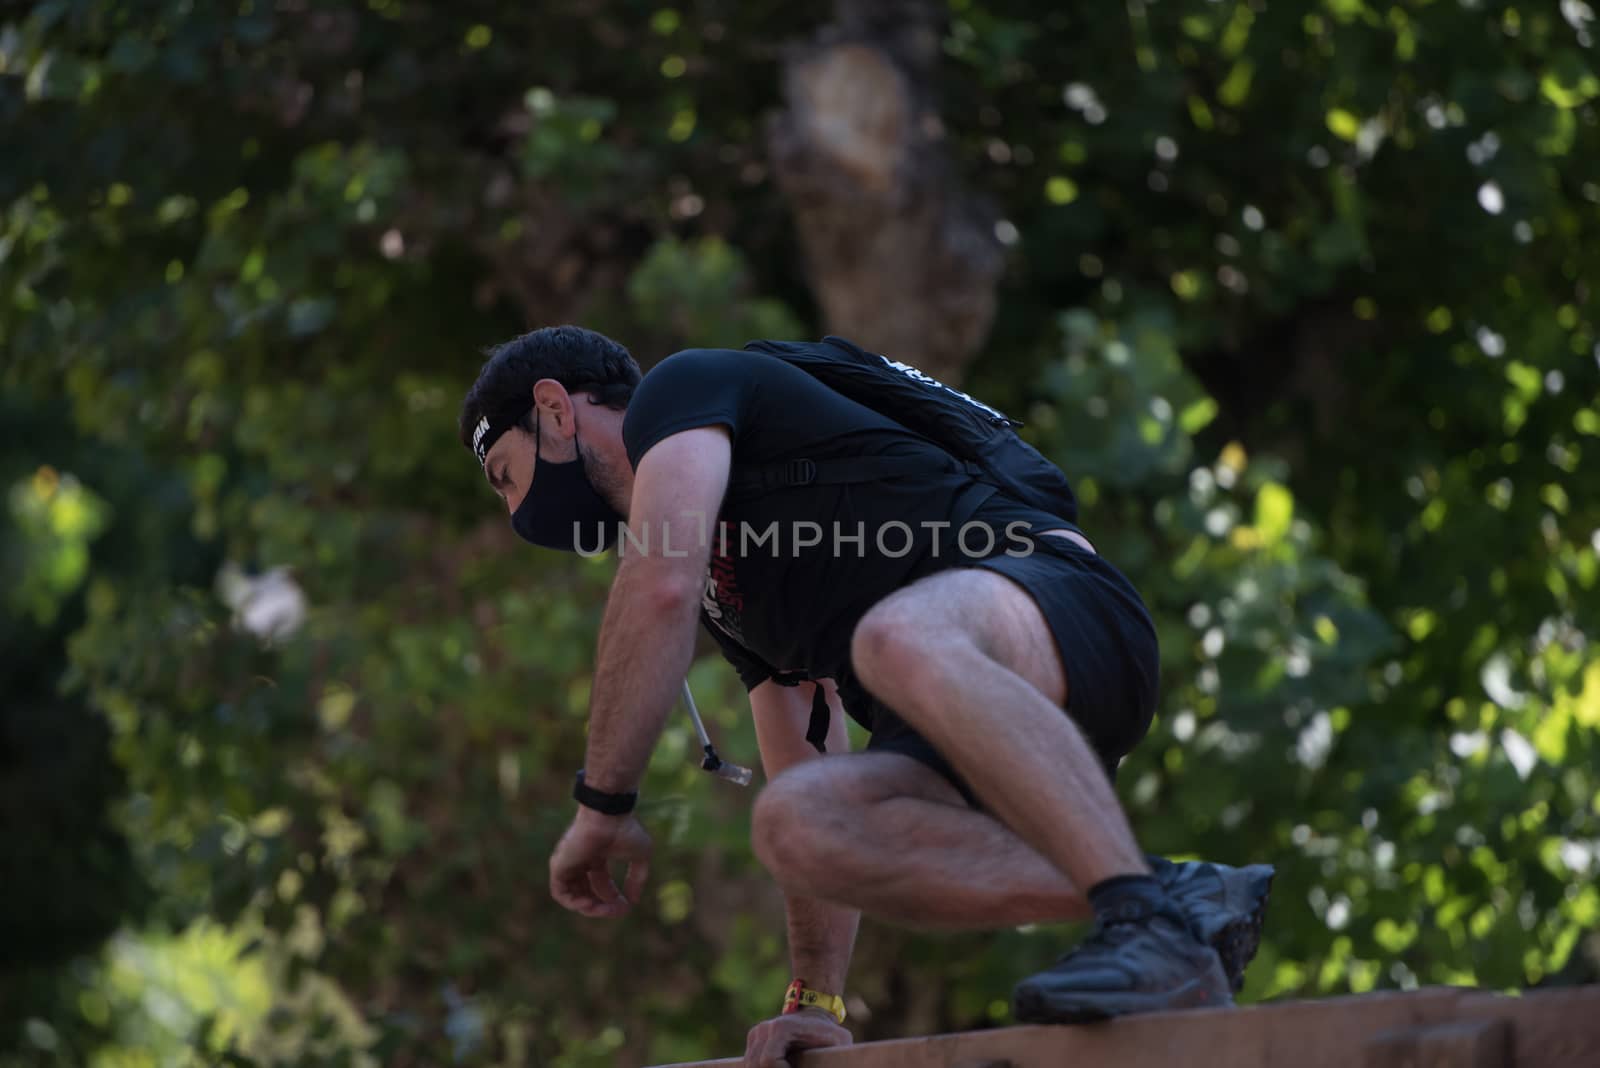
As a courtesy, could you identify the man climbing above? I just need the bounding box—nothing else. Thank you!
[458,325,1273,1066]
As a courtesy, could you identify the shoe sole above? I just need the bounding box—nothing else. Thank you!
[1011,971,1233,1025]
[1204,864,1275,993]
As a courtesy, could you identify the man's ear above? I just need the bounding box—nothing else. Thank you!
[531,379,575,437]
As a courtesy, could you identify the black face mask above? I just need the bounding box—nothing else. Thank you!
[510,414,624,554]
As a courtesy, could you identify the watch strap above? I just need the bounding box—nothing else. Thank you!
[572,769,638,815]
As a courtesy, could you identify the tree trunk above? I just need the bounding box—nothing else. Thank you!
[769,0,1004,385]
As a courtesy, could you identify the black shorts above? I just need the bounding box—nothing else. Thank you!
[846,524,1160,807]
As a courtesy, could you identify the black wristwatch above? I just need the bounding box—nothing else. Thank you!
[573,770,638,816]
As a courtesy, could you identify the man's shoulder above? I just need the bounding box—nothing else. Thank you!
[648,344,821,388]
[643,346,763,382]
[621,348,778,467]
[626,349,753,422]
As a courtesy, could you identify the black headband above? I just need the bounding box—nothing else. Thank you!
[470,381,610,467]
[470,405,533,468]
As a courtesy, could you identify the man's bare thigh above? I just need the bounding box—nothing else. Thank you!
[861,556,1070,708]
[773,750,971,809]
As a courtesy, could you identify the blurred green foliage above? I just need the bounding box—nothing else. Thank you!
[2,0,1597,1064]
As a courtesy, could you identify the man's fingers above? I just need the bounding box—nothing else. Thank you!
[547,817,653,919]
[622,855,650,904]
[572,871,629,918]
[757,1036,790,1068]
[552,864,627,918]
[549,865,578,906]
[587,867,624,906]
[745,1017,848,1068]
[741,1027,762,1068]
[552,870,596,911]
[552,863,621,917]
[748,1027,769,1068]
[798,1017,850,1046]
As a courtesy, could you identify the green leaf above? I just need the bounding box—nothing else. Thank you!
[1255,481,1294,544]
[1219,61,1254,107]
[1179,396,1218,434]
[1326,108,1361,142]
[1540,57,1600,109]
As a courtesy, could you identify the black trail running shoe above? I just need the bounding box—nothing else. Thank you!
[1010,911,1233,1024]
[1148,856,1276,992]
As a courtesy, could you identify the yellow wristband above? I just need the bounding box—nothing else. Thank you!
[782,979,846,1024]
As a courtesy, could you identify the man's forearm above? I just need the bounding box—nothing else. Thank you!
[784,892,860,995]
[581,558,702,793]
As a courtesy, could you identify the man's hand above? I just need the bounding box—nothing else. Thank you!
[549,807,652,918]
[743,1009,852,1068]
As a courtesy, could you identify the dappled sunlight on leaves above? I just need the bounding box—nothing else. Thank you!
[3,0,1597,1062]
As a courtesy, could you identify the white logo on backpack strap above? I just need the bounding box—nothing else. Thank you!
[879,355,1009,422]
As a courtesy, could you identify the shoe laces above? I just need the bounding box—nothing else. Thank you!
[1050,915,1145,966]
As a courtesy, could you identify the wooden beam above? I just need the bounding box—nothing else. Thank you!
[1365,1018,1511,1068]
[649,987,1600,1068]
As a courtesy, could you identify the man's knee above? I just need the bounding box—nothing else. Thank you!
[851,596,975,714]
[750,765,854,883]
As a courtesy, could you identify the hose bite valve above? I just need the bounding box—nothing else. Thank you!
[681,680,754,787]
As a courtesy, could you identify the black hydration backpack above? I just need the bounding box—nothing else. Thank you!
[729,335,1078,523]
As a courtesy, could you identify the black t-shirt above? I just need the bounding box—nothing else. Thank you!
[621,347,1067,721]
